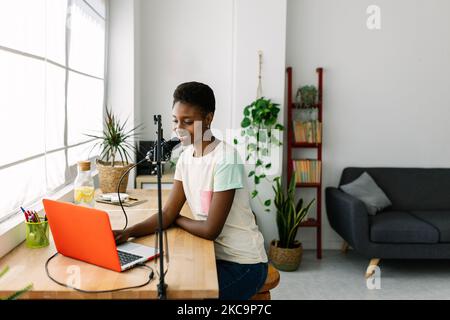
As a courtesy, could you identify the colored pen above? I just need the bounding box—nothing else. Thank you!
[26,210,33,222]
[34,211,41,223]
[20,207,30,222]
[32,211,39,223]
[27,210,36,223]
[31,210,37,222]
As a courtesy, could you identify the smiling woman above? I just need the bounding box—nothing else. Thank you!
[113,82,269,300]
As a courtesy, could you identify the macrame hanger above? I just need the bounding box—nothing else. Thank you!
[256,50,263,99]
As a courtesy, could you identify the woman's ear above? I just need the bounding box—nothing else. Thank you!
[205,112,214,128]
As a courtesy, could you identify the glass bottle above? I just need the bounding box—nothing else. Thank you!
[74,160,95,207]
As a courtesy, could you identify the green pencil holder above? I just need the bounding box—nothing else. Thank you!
[25,219,49,249]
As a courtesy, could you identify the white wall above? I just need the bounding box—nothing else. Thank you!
[107,0,138,188]
[139,0,233,141]
[134,0,142,138]
[135,0,287,248]
[287,0,450,249]
[232,0,287,248]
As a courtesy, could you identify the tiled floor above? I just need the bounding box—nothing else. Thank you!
[271,250,450,299]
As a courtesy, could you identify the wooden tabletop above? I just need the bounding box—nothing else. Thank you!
[0,189,218,299]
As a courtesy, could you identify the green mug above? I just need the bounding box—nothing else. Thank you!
[25,219,49,249]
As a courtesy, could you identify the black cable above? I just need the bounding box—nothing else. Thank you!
[44,151,161,294]
[117,158,148,231]
[45,252,154,294]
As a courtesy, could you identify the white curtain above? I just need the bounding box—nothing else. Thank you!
[0,0,106,223]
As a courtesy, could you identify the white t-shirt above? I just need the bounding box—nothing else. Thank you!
[174,140,268,264]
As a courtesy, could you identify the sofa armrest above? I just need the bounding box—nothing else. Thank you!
[325,187,371,250]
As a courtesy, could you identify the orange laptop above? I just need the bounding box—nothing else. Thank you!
[42,199,158,272]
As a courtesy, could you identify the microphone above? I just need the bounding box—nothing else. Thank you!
[146,137,181,163]
[162,136,181,152]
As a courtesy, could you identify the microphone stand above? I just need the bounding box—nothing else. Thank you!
[154,114,167,300]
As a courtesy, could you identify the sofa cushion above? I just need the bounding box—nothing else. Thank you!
[340,172,392,215]
[340,168,450,211]
[410,211,450,243]
[370,211,439,243]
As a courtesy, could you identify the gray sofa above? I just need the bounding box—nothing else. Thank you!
[326,167,450,277]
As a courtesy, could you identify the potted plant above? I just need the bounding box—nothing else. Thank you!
[86,108,142,193]
[268,172,315,271]
[295,85,318,108]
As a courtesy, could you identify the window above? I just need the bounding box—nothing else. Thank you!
[0,0,107,224]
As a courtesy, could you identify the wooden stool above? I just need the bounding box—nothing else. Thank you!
[251,264,280,300]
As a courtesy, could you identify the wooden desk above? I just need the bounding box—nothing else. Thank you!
[0,189,218,299]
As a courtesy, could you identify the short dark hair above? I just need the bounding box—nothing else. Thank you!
[173,82,215,116]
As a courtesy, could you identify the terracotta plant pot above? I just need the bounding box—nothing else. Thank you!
[268,240,303,271]
[97,160,133,193]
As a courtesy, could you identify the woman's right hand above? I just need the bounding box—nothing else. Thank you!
[112,229,131,245]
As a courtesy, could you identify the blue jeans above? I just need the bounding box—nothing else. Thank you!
[216,259,268,300]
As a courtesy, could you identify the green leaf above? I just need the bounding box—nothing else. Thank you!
[4,284,33,300]
[264,199,271,207]
[264,117,276,126]
[275,124,284,130]
[0,266,9,278]
[256,99,268,109]
[233,138,238,145]
[256,159,263,167]
[261,148,269,156]
[271,136,280,145]
[241,117,251,128]
[270,106,280,116]
[296,198,304,213]
[244,105,251,116]
[254,175,260,184]
[265,163,272,169]
[258,130,266,142]
[251,190,258,198]
[247,127,255,136]
[248,171,255,177]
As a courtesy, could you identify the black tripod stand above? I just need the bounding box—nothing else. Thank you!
[154,114,167,300]
[116,114,174,299]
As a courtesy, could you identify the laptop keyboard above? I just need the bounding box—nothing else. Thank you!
[117,250,143,266]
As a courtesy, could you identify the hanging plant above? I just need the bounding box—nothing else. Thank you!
[234,97,284,212]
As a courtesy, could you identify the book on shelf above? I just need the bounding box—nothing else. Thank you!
[293,159,322,184]
[293,120,322,144]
